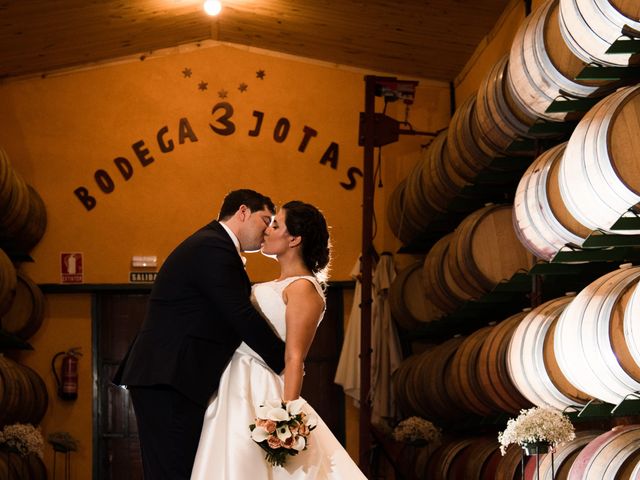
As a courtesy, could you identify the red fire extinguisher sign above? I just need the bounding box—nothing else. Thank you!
[60,252,83,283]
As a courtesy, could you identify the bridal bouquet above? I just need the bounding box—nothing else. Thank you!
[498,407,575,455]
[250,398,317,467]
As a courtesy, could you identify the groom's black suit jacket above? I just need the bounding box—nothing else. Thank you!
[113,220,285,406]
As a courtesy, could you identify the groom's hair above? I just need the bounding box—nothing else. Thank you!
[218,189,275,220]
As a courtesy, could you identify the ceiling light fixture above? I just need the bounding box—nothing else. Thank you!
[203,0,222,16]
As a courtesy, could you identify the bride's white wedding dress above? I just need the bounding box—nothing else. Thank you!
[190,276,367,479]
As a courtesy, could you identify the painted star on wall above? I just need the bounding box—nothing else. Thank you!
[218,89,228,99]
[198,81,208,91]
[238,82,248,93]
[256,69,266,80]
[182,67,192,78]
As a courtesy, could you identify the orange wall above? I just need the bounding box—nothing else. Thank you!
[11,293,92,479]
[4,45,360,284]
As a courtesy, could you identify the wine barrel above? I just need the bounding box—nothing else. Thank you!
[448,204,532,299]
[559,85,640,234]
[531,430,603,480]
[0,147,47,253]
[0,451,30,479]
[461,437,502,480]
[447,94,494,182]
[387,179,412,244]
[0,148,13,212]
[0,354,32,427]
[393,354,425,418]
[24,453,47,480]
[508,0,610,122]
[386,179,428,244]
[507,294,591,409]
[0,172,31,240]
[0,355,48,427]
[559,0,640,66]
[425,438,476,480]
[11,185,47,253]
[420,129,467,211]
[495,444,524,480]
[21,364,48,425]
[477,311,532,414]
[568,425,640,479]
[403,157,437,233]
[390,261,443,330]
[413,337,465,421]
[476,56,537,154]
[630,457,640,479]
[623,279,640,370]
[513,143,590,261]
[449,327,501,416]
[0,248,16,318]
[1,270,45,340]
[443,436,501,480]
[555,264,640,404]
[422,233,465,313]
[414,443,442,479]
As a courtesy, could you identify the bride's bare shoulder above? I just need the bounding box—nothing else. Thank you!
[283,277,324,307]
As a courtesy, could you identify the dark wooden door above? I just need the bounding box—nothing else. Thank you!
[94,286,344,478]
[95,293,148,480]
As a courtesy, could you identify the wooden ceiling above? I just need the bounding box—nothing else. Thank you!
[0,0,513,83]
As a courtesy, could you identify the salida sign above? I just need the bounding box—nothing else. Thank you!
[73,102,363,211]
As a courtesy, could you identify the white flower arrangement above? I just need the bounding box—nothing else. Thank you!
[0,423,44,458]
[498,407,575,455]
[392,417,441,446]
[250,398,317,467]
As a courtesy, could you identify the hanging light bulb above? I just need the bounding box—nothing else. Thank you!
[203,0,222,16]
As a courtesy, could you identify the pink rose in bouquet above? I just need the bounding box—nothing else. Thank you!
[249,399,317,467]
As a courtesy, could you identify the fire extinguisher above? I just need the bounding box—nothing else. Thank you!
[51,347,82,400]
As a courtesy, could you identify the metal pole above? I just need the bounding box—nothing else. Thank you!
[359,75,377,478]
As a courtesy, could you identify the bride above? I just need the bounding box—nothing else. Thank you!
[191,200,367,479]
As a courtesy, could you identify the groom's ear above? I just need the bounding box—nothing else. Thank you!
[289,235,302,248]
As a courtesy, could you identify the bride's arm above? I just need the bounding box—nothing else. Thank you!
[282,279,325,401]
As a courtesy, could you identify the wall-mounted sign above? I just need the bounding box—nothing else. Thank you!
[61,252,83,283]
[129,271,158,283]
[73,102,363,212]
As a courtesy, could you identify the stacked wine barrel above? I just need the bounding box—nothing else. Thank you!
[387,0,633,247]
[393,263,640,477]
[0,145,49,479]
[513,84,640,259]
[0,450,47,480]
[394,426,640,480]
[0,147,47,254]
[386,1,640,477]
[0,145,47,345]
[0,354,48,427]
[419,204,532,314]
[393,313,533,421]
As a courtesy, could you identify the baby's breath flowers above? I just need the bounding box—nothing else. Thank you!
[498,407,575,455]
[0,423,44,458]
[392,417,441,446]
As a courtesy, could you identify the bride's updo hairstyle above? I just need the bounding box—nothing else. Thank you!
[283,200,331,282]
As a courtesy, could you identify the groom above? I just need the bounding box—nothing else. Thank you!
[114,189,286,479]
